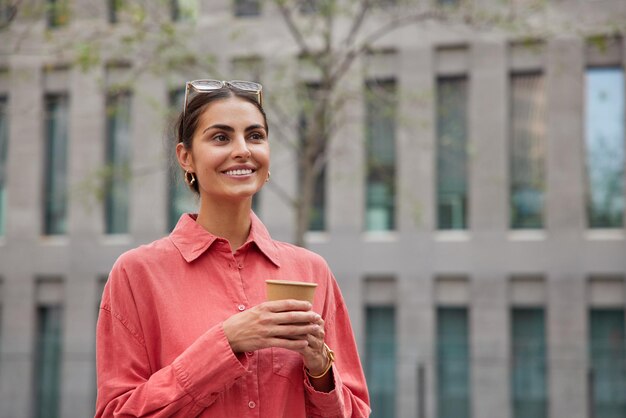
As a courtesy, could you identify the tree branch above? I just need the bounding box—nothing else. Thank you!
[274,0,313,59]
[331,9,448,85]
[342,0,373,51]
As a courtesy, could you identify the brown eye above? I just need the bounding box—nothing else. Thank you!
[249,132,265,141]
[213,134,229,142]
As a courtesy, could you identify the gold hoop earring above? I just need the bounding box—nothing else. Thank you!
[185,170,196,185]
[266,171,271,183]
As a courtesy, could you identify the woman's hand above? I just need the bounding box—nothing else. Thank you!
[222,299,323,353]
[291,315,328,375]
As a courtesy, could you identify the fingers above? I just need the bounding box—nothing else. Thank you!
[265,299,312,313]
[269,337,310,350]
[268,323,322,339]
[272,310,321,325]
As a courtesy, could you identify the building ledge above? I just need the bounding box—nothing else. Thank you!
[363,231,398,243]
[304,231,330,244]
[39,235,70,246]
[507,230,547,241]
[100,234,133,246]
[585,229,625,241]
[435,230,471,242]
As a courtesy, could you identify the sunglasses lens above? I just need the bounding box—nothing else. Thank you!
[191,80,223,91]
[229,81,262,92]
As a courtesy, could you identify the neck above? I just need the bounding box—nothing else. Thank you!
[196,197,253,252]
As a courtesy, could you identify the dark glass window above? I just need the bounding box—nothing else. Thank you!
[171,0,198,22]
[107,0,119,24]
[0,96,7,236]
[366,306,396,418]
[34,305,63,418]
[365,80,396,231]
[585,67,624,228]
[46,0,69,28]
[437,307,470,418]
[510,73,546,229]
[437,77,468,230]
[299,83,326,231]
[589,309,626,418]
[234,0,260,17]
[43,95,69,235]
[105,92,131,234]
[168,89,197,232]
[511,308,547,418]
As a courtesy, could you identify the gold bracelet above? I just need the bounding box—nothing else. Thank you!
[306,343,335,379]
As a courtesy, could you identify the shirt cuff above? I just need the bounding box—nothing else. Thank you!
[173,322,248,407]
[303,366,345,417]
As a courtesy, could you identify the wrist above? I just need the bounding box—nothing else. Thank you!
[306,343,335,379]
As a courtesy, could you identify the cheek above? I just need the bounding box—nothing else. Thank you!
[256,144,270,165]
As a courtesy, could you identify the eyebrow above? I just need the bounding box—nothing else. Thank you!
[202,123,266,135]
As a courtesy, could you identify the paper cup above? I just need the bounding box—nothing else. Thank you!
[265,280,318,304]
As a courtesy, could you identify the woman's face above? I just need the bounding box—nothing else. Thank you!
[178,96,270,203]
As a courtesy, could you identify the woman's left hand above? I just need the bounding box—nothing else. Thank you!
[293,315,328,375]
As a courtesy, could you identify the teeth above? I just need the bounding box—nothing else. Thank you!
[225,169,253,176]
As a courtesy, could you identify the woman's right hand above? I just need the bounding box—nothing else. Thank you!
[222,299,322,353]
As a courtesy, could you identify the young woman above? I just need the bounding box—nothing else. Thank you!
[95,80,371,417]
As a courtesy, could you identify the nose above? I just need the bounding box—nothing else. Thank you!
[231,135,251,159]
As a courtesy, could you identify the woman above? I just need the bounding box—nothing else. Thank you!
[95,80,371,417]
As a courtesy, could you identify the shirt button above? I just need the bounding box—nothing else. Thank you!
[237,263,243,269]
[238,304,246,311]
[246,351,253,356]
[248,401,256,409]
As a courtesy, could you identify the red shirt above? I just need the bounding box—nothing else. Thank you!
[96,213,371,417]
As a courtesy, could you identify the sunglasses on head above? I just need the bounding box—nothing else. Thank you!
[183,79,263,117]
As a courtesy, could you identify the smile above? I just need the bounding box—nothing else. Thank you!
[223,169,254,176]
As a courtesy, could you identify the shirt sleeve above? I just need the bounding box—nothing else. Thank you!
[95,261,249,417]
[303,268,371,418]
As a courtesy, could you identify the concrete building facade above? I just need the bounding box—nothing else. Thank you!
[0,0,625,417]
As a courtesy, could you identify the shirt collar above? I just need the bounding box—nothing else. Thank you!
[169,212,281,267]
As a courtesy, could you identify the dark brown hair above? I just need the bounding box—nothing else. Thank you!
[174,87,268,194]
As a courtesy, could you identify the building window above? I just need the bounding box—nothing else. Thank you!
[589,309,626,417]
[234,0,260,17]
[510,73,546,229]
[171,0,198,22]
[168,89,197,231]
[437,77,468,230]
[105,92,131,234]
[46,0,69,28]
[365,306,396,418]
[299,0,318,14]
[365,80,396,231]
[437,307,470,418]
[107,0,120,24]
[0,96,7,237]
[34,305,63,418]
[43,95,69,236]
[511,308,547,418]
[299,83,326,231]
[585,67,624,229]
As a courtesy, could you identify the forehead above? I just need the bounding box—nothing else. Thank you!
[197,97,265,128]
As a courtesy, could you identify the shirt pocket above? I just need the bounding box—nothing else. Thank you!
[272,347,304,385]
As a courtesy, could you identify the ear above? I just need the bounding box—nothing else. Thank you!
[176,143,194,172]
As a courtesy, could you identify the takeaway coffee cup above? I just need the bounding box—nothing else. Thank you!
[265,280,318,304]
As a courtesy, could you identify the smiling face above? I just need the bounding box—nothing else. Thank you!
[176,96,270,204]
